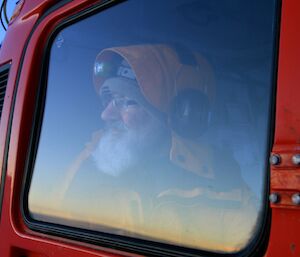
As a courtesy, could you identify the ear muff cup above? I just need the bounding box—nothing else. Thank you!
[170,89,210,139]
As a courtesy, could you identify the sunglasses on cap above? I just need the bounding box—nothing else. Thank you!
[94,60,136,81]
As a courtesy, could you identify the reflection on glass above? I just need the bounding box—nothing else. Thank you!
[28,0,277,253]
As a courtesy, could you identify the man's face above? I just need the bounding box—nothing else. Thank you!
[92,93,169,176]
[101,94,150,131]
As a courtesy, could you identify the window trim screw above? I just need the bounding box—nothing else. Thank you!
[292,193,300,205]
[269,193,280,204]
[292,154,300,165]
[270,154,281,166]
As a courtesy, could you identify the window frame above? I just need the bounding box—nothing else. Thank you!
[20,0,282,256]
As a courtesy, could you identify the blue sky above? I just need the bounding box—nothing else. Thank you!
[0,1,18,43]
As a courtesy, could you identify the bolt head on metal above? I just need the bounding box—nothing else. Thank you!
[269,193,280,204]
[292,193,300,205]
[270,154,281,165]
[292,154,300,165]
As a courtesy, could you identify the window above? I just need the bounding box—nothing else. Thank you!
[27,0,278,254]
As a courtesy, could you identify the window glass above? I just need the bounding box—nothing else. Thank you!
[28,0,278,253]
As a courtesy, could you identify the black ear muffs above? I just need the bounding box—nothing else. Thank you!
[170,88,210,139]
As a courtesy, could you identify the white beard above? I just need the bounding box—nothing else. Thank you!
[91,118,168,177]
[91,128,141,177]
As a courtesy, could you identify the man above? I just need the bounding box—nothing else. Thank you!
[57,44,258,252]
[91,44,218,178]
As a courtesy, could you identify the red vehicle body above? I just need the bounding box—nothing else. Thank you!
[0,0,299,256]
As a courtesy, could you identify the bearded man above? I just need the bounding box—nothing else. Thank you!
[56,45,258,252]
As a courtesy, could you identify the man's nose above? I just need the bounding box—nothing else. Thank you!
[101,101,121,121]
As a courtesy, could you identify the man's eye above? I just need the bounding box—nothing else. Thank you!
[125,100,138,107]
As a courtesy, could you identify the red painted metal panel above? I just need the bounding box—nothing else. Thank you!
[274,1,300,146]
[266,0,300,256]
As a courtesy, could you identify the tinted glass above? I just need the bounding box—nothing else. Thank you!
[28,0,278,253]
